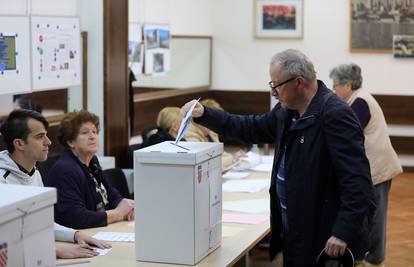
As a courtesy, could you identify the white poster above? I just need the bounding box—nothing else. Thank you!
[31,16,81,91]
[0,16,31,95]
[143,24,170,76]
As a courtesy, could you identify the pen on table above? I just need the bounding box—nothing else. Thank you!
[56,259,91,266]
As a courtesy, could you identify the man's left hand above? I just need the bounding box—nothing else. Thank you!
[324,236,347,257]
[75,231,112,249]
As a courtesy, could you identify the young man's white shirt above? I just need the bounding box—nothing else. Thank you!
[0,150,77,242]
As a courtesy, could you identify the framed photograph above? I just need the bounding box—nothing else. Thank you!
[144,27,158,50]
[350,0,414,53]
[129,23,143,77]
[143,24,171,76]
[393,35,414,58]
[159,29,170,49]
[255,0,303,39]
[153,53,164,73]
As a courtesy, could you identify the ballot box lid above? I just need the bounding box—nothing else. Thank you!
[0,184,56,224]
[135,141,223,165]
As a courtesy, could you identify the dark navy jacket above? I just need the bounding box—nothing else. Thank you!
[46,149,123,229]
[195,81,374,266]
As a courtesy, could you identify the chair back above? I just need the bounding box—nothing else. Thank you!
[37,156,58,184]
[102,168,132,199]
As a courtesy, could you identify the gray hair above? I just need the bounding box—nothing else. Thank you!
[270,49,317,80]
[329,63,363,90]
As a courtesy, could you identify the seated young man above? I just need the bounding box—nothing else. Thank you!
[0,109,111,259]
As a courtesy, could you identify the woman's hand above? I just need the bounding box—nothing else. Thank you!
[106,198,134,224]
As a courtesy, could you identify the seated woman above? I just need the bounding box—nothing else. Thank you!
[139,107,180,148]
[46,111,134,229]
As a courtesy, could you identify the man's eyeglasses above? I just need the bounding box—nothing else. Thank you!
[269,76,299,93]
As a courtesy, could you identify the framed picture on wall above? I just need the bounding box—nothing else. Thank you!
[350,0,414,53]
[393,35,414,58]
[255,0,304,39]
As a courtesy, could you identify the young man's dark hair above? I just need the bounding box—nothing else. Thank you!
[0,109,49,153]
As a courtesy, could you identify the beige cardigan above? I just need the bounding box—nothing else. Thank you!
[347,89,402,185]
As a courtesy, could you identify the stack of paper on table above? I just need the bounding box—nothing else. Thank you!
[249,163,273,172]
[223,179,270,193]
[93,232,135,242]
[261,155,274,164]
[223,198,269,213]
[232,151,261,171]
[222,171,251,179]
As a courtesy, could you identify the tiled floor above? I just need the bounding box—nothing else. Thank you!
[248,172,414,267]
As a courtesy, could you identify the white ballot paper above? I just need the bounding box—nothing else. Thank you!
[175,98,200,143]
[222,171,251,180]
[94,247,112,256]
[261,155,274,164]
[250,163,273,172]
[93,232,135,242]
[222,179,270,193]
[223,198,270,213]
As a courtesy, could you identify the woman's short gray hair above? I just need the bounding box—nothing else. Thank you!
[329,63,363,90]
[270,49,317,80]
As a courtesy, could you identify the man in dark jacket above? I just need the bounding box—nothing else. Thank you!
[182,49,374,266]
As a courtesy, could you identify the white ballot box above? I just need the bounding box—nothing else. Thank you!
[134,141,223,265]
[0,184,56,267]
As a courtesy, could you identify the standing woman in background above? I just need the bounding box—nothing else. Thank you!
[330,63,403,267]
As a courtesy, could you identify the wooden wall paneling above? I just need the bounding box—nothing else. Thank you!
[212,90,270,115]
[104,0,129,167]
[373,94,414,125]
[133,90,212,135]
[29,89,68,112]
[131,90,270,135]
[373,94,414,166]
[390,136,414,154]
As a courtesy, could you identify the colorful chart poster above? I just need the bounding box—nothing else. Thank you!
[0,16,31,95]
[0,36,17,71]
[31,16,81,91]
